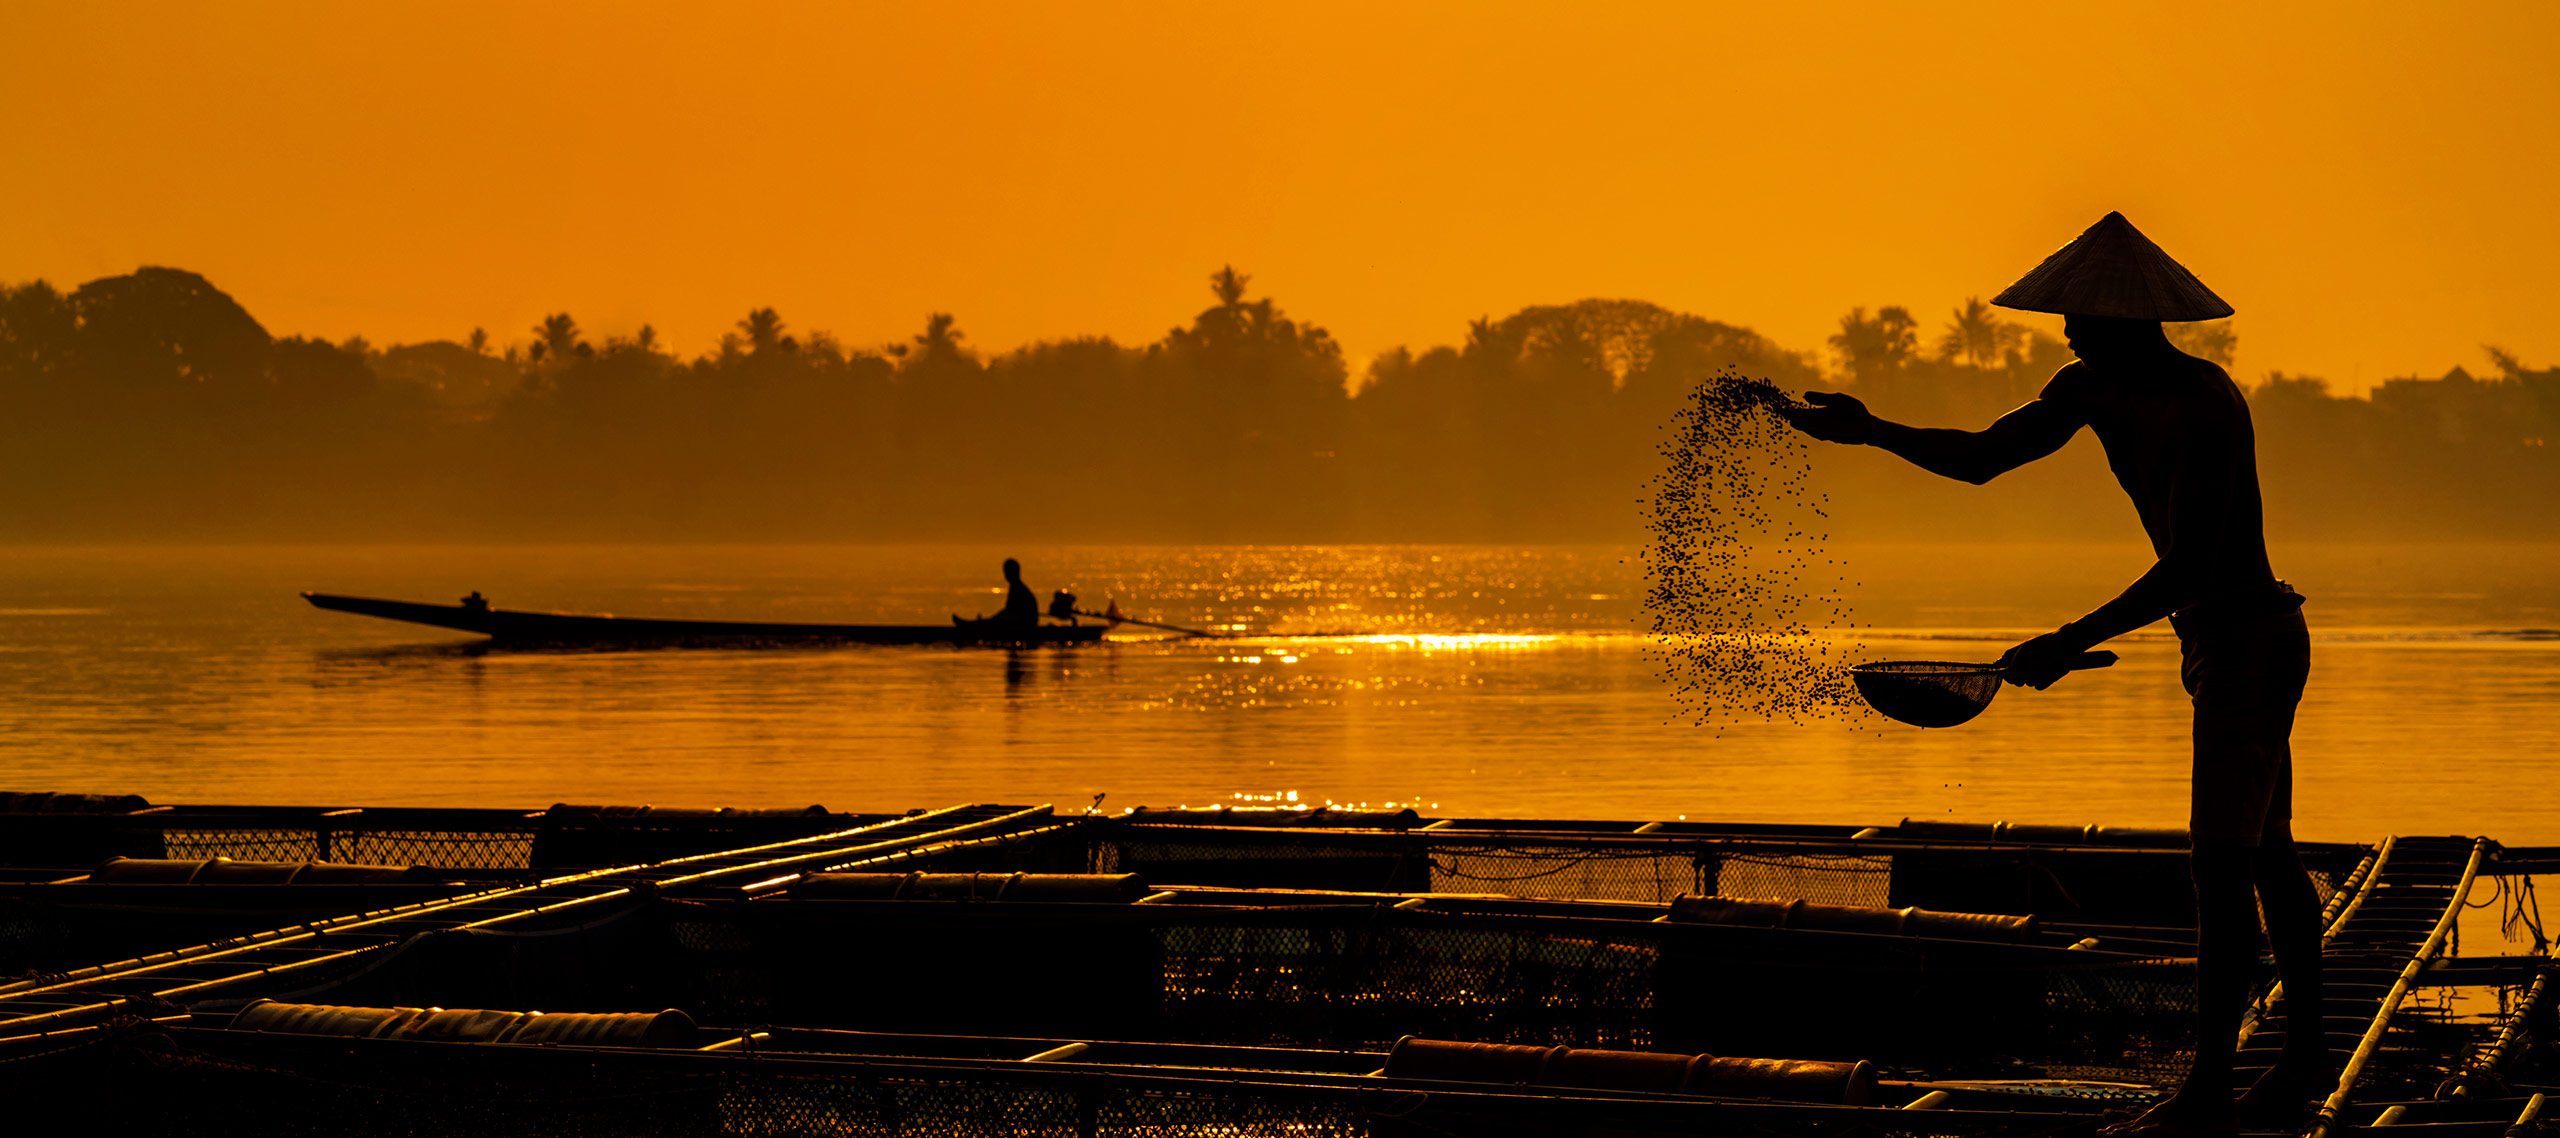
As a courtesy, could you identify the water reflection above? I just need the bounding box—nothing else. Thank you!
[0,543,2553,846]
[315,641,493,663]
[1003,647,1095,694]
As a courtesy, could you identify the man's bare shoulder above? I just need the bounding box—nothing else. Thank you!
[2192,356,2243,392]
[2035,360,2097,404]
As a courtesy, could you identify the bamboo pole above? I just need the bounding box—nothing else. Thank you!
[2305,838,2489,1138]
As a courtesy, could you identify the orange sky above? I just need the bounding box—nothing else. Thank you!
[5,2,2554,393]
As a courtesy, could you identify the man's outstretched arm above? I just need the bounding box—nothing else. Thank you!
[1782,391,2085,485]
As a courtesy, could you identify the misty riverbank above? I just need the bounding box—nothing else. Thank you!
[7,270,2555,544]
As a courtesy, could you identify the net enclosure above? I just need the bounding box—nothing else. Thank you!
[4,1022,2125,1138]
[133,816,2367,1086]
[0,807,2477,1138]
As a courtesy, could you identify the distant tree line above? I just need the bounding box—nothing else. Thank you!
[0,265,2551,542]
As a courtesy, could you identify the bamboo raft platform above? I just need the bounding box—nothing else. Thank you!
[0,795,2552,1137]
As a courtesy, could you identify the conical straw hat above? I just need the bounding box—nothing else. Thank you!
[1992,212,2233,321]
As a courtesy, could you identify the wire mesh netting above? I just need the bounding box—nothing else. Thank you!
[2036,962,2202,1083]
[339,830,537,866]
[159,827,536,868]
[1709,850,1893,906]
[826,822,2371,1084]
[1429,842,1721,901]
[1152,917,1663,1051]
[8,1034,1388,1137]
[1083,826,2361,922]
[706,1072,1373,1138]
[10,1031,2083,1138]
[157,828,331,861]
[704,898,2196,1083]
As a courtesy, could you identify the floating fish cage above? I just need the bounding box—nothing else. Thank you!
[0,796,896,975]
[0,796,2553,1138]
[0,791,875,870]
[22,1011,2116,1138]
[659,877,2185,1082]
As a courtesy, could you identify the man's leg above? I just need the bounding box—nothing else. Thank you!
[2189,846,2263,1122]
[2237,830,2332,1115]
[2239,635,2325,1115]
[2111,633,2292,1136]
[2107,846,2256,1135]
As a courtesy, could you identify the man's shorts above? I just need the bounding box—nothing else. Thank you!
[2174,595,2311,848]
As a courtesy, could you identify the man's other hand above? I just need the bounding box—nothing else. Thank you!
[1779,391,1878,444]
[1998,632,2079,690]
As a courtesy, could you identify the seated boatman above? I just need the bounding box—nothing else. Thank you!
[954,559,1044,630]
[1782,213,2324,1136]
[991,558,1041,629]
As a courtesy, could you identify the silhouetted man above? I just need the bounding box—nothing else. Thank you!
[1785,213,2322,1137]
[992,558,1040,629]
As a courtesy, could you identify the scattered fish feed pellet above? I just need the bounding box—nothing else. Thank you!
[1641,368,1863,726]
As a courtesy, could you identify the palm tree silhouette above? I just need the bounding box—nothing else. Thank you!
[1828,306,1918,380]
[910,313,968,365]
[1210,266,1250,310]
[1936,298,2018,368]
[738,308,786,354]
[533,313,583,361]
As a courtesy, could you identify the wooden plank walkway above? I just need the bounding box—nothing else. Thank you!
[0,802,1050,1037]
[2326,1091,2549,1138]
[2228,835,2488,1138]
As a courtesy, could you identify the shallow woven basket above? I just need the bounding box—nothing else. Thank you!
[1847,661,2003,728]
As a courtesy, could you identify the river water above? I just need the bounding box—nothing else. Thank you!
[0,542,2554,844]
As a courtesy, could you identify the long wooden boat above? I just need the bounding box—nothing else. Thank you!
[302,592,1111,646]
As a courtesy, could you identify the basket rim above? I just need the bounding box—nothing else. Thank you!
[1848,660,2000,675]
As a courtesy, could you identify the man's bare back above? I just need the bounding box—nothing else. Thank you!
[2034,349,2281,640]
